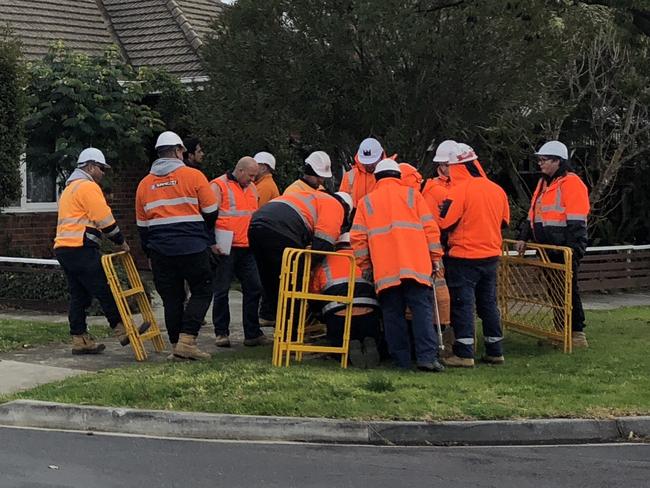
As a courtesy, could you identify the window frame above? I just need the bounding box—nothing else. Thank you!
[2,154,60,213]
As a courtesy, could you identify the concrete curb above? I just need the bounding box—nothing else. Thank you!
[0,400,648,446]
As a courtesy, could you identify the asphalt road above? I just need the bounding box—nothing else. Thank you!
[1,426,648,488]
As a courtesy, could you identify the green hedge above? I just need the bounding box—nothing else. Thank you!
[0,28,24,209]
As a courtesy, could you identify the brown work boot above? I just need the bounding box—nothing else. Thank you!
[481,355,505,365]
[442,355,475,368]
[243,333,272,347]
[572,331,589,349]
[215,335,231,348]
[441,326,455,358]
[71,334,106,355]
[113,322,152,347]
[173,333,211,360]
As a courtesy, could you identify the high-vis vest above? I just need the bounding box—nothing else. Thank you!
[422,176,450,222]
[339,155,409,206]
[398,163,423,191]
[527,172,589,251]
[273,191,344,246]
[136,163,219,256]
[310,248,379,316]
[255,173,280,206]
[212,173,259,247]
[54,175,119,249]
[351,178,443,293]
[283,178,322,195]
[439,163,509,259]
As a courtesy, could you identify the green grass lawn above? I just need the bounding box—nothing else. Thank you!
[0,319,110,353]
[5,307,650,421]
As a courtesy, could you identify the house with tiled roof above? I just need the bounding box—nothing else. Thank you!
[0,0,225,260]
[1,0,224,80]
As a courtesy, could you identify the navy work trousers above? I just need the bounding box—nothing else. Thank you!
[212,247,263,340]
[55,246,121,335]
[378,280,439,368]
[445,257,503,359]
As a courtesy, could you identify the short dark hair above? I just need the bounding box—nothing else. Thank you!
[184,136,201,158]
[157,145,178,158]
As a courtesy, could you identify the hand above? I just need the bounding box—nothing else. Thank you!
[433,260,441,273]
[210,244,223,255]
[514,240,527,255]
[119,241,130,253]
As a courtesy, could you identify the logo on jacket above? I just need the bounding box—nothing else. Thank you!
[152,180,178,190]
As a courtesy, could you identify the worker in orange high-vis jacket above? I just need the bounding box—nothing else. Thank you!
[515,140,590,348]
[438,144,510,368]
[421,140,458,354]
[54,148,135,355]
[249,189,352,325]
[211,157,270,348]
[283,151,331,195]
[351,159,445,373]
[340,137,421,206]
[310,232,381,368]
[254,151,280,206]
[136,131,220,360]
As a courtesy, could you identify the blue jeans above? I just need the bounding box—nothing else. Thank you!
[378,280,438,368]
[445,257,503,359]
[212,247,263,340]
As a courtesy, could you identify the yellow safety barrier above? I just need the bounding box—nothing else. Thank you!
[273,248,356,368]
[498,239,573,352]
[101,252,166,361]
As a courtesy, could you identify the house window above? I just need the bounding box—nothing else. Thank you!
[3,154,60,213]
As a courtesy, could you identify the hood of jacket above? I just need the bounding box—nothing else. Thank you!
[150,158,185,176]
[65,168,94,186]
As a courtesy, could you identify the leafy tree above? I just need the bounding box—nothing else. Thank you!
[0,28,24,208]
[25,43,165,181]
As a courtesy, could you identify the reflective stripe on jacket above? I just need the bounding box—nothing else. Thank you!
[439,162,509,259]
[136,160,219,256]
[339,155,412,206]
[524,172,589,258]
[54,171,121,249]
[350,177,442,293]
[272,191,344,246]
[255,173,280,206]
[212,173,258,247]
[310,248,379,316]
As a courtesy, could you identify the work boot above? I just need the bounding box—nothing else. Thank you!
[363,337,380,368]
[113,322,152,347]
[215,335,231,348]
[71,334,106,355]
[441,326,455,359]
[442,355,475,368]
[572,331,589,348]
[259,317,276,327]
[348,340,365,368]
[243,333,272,347]
[481,355,505,365]
[417,360,445,373]
[173,333,211,360]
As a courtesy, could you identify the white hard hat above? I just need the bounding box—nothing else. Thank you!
[336,232,351,245]
[535,140,568,160]
[253,151,276,170]
[334,191,353,217]
[450,143,478,164]
[155,131,185,150]
[357,137,384,165]
[374,158,401,175]
[78,148,110,168]
[433,140,459,163]
[305,151,332,178]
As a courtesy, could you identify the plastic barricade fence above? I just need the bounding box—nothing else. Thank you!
[273,248,356,368]
[101,252,166,361]
[498,239,573,352]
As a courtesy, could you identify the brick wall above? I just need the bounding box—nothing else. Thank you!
[0,161,150,267]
